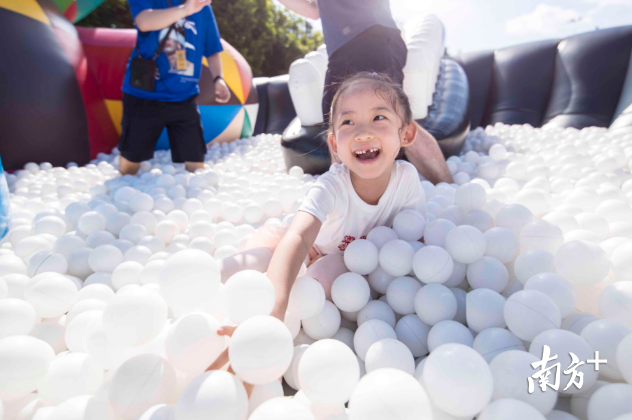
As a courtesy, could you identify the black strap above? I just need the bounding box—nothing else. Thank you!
[135,0,177,62]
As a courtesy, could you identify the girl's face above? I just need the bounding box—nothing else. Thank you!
[329,82,417,181]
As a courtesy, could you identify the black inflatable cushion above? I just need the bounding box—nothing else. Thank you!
[264,75,297,134]
[456,50,494,129]
[543,26,632,129]
[487,39,559,127]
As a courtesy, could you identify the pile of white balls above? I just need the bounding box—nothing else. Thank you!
[0,124,631,420]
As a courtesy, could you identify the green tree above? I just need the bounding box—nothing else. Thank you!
[76,0,323,77]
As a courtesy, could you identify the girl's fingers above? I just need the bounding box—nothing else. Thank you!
[217,325,237,336]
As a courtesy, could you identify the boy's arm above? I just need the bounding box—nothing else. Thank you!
[276,0,320,19]
[207,53,230,103]
[134,0,209,32]
[268,211,322,320]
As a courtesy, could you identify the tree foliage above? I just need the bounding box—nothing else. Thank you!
[77,0,323,77]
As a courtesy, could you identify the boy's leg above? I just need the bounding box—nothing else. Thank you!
[404,124,454,184]
[166,95,207,171]
[118,94,165,174]
[119,156,141,175]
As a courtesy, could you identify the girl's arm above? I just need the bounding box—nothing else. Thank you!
[268,211,322,320]
[275,0,320,19]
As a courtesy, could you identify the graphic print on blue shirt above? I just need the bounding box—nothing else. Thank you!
[123,0,223,102]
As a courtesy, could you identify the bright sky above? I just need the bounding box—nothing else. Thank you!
[281,0,632,56]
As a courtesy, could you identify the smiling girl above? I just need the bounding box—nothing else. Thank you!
[266,71,428,319]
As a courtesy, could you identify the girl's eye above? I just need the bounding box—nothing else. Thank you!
[341,120,353,125]
[374,115,386,121]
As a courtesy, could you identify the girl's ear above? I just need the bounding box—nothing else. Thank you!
[328,132,338,155]
[401,122,418,148]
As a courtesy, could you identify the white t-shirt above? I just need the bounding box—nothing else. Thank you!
[299,161,427,256]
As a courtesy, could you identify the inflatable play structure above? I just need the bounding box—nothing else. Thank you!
[0,0,257,170]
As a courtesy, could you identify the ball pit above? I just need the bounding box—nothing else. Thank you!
[1,125,632,419]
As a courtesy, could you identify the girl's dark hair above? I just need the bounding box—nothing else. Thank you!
[327,72,413,134]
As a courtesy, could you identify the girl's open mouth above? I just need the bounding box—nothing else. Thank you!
[354,148,380,162]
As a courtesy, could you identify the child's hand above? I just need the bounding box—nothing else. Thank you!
[215,79,231,103]
[206,325,257,396]
[184,0,211,16]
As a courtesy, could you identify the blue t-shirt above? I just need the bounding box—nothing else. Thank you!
[123,0,223,102]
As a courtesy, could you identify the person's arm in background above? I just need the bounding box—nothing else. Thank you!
[207,53,230,103]
[135,0,210,32]
[276,0,320,19]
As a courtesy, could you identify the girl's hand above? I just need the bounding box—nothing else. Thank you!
[205,326,255,397]
[215,79,231,103]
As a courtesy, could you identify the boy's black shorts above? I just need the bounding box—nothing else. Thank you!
[322,24,408,125]
[118,93,207,163]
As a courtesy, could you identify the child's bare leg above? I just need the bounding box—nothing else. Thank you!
[185,161,205,173]
[404,124,454,184]
[119,156,141,175]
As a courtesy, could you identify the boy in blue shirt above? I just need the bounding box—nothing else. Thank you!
[119,0,230,175]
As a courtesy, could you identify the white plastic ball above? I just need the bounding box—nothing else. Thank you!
[331,273,371,313]
[414,283,457,326]
[88,245,123,273]
[424,218,456,247]
[554,240,610,286]
[365,226,398,250]
[525,273,577,318]
[302,301,341,340]
[24,273,77,317]
[343,239,378,275]
[427,320,474,352]
[520,219,564,254]
[455,183,487,213]
[529,329,598,395]
[298,339,360,405]
[229,316,294,385]
[514,250,556,285]
[473,327,525,363]
[102,287,168,347]
[248,397,315,420]
[467,256,509,292]
[580,319,631,380]
[288,276,326,320]
[364,338,415,375]
[77,211,106,235]
[174,368,244,420]
[224,270,275,324]
[353,319,397,361]
[392,209,426,241]
[165,312,224,374]
[495,204,534,237]
[385,276,422,315]
[445,225,486,264]
[357,300,396,329]
[466,288,507,332]
[412,245,454,284]
[348,368,432,420]
[394,314,430,357]
[586,384,632,420]
[423,343,493,417]
[110,261,143,290]
[0,335,55,393]
[37,352,103,404]
[478,399,546,420]
[504,290,561,341]
[599,282,632,328]
[484,227,520,263]
[0,298,36,338]
[159,250,220,310]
